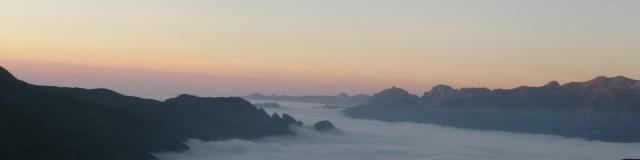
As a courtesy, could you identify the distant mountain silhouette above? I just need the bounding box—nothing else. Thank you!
[245,93,371,106]
[345,76,640,142]
[311,104,349,110]
[368,87,420,106]
[313,120,337,132]
[254,102,287,109]
[418,76,640,111]
[0,66,302,160]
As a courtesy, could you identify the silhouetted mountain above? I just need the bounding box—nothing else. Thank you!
[345,76,640,142]
[368,87,420,106]
[254,102,286,109]
[245,93,371,106]
[313,120,337,132]
[0,66,17,82]
[0,66,302,160]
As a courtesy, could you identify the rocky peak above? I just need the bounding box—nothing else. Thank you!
[377,87,411,96]
[583,76,638,89]
[313,120,337,132]
[0,66,18,82]
[368,87,419,105]
[425,84,455,98]
[281,113,303,126]
[271,113,281,119]
[543,81,561,88]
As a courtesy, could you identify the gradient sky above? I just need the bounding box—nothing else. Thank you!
[1,0,639,100]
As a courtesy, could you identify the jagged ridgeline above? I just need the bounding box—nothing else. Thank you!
[345,77,640,142]
[0,66,302,160]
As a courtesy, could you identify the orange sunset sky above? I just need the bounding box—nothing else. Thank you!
[1,0,639,99]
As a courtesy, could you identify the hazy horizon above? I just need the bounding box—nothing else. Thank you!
[2,59,637,100]
[2,0,640,99]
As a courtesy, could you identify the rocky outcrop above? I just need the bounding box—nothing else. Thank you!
[424,85,455,98]
[313,120,336,132]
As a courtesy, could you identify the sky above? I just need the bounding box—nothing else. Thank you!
[1,0,639,99]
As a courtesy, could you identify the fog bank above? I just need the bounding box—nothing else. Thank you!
[157,101,640,160]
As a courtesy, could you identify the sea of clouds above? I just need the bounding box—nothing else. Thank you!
[156,101,640,160]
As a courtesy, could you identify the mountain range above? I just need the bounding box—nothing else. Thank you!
[245,93,371,106]
[345,76,640,142]
[0,66,303,160]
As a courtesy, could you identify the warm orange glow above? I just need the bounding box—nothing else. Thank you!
[1,1,639,99]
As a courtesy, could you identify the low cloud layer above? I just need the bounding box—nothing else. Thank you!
[157,101,640,160]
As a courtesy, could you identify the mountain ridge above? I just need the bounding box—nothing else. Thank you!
[345,76,640,142]
[0,66,303,160]
[416,76,640,111]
